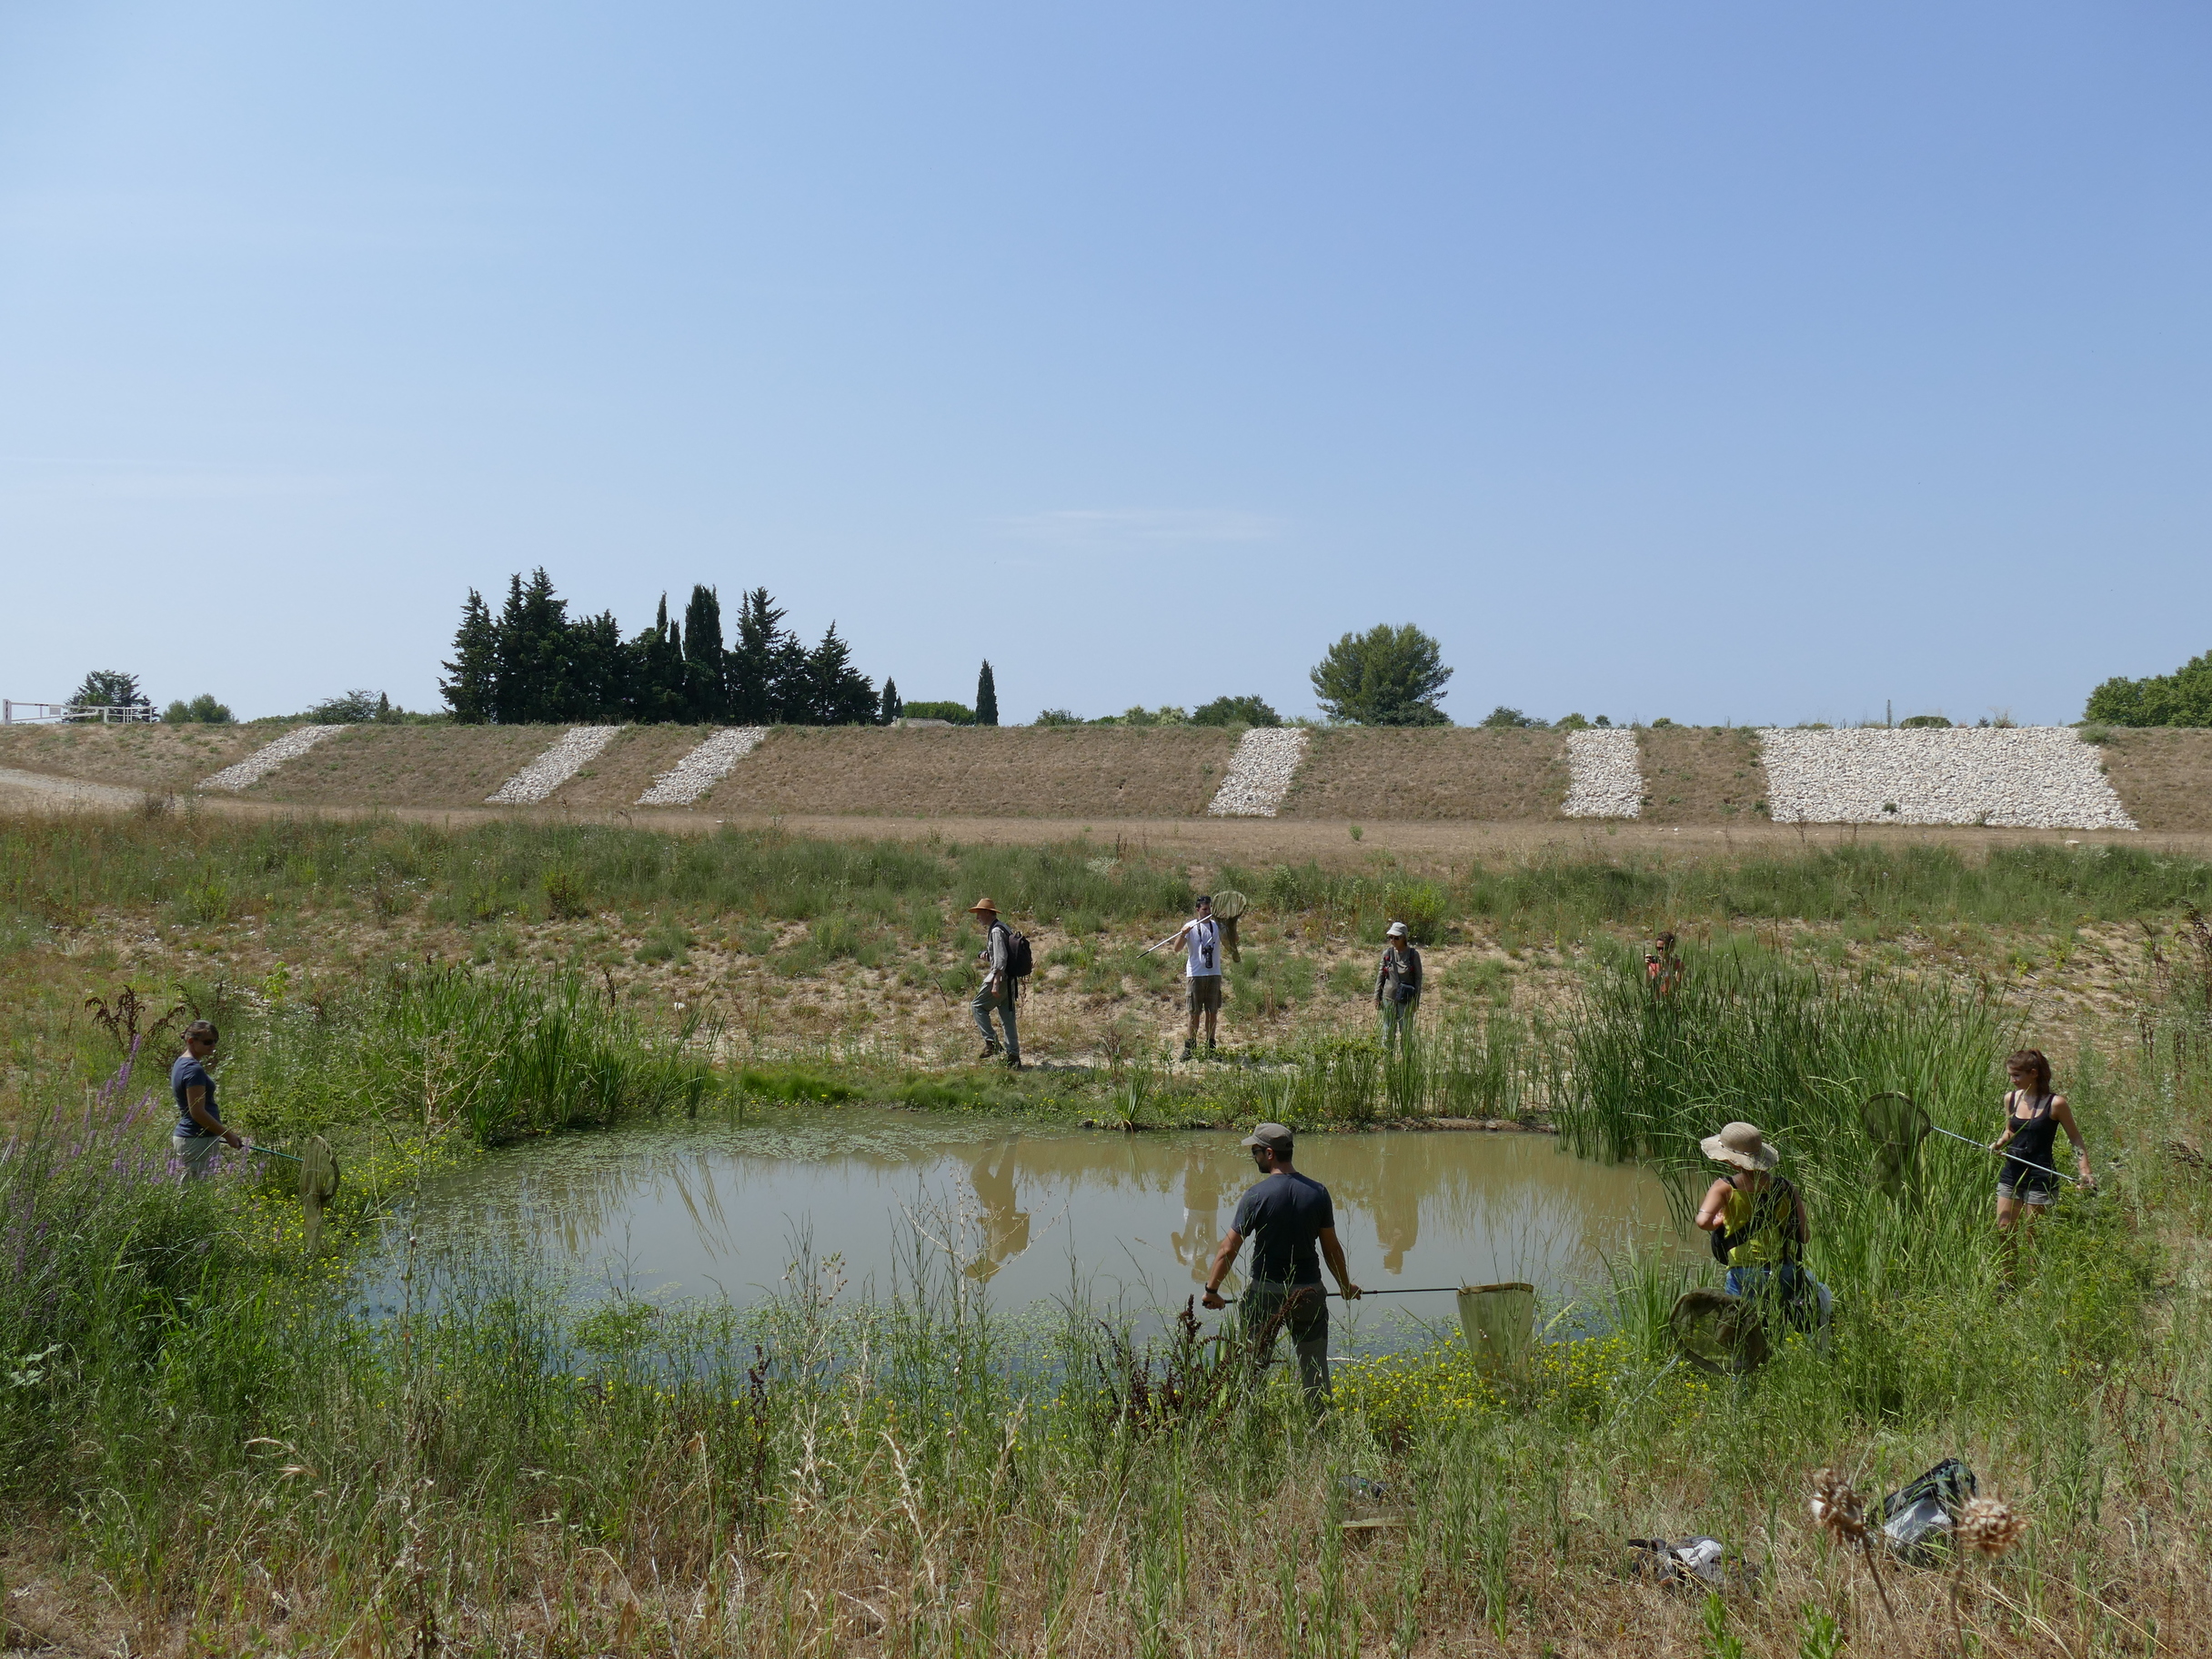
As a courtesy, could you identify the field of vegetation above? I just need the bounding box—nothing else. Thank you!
[4,809,2212,1654]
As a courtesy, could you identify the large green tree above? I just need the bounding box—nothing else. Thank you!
[2085,649,2212,727]
[70,669,148,716]
[439,590,498,723]
[681,585,728,722]
[1309,624,1453,726]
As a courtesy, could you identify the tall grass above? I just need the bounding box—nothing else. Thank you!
[0,812,1194,930]
[240,966,721,1143]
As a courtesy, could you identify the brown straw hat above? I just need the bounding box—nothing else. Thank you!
[1700,1121,1780,1171]
[966,896,999,914]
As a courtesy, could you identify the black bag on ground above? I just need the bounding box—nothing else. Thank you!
[1879,1458,1976,1565]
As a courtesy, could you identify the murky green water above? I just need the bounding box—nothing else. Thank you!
[366,1111,1681,1332]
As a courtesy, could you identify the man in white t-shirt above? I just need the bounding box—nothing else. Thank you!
[1170,893,1225,1060]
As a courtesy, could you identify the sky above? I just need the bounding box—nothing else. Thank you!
[4,3,2209,727]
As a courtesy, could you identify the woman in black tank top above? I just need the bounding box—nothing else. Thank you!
[1990,1048,2094,1234]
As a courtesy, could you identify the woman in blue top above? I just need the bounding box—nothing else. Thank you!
[171,1021,242,1180]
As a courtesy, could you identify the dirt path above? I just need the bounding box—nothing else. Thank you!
[0,767,155,811]
[5,760,2208,869]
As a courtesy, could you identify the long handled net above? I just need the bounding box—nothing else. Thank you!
[1860,1090,1931,1199]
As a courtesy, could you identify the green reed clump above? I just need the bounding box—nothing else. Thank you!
[242,966,719,1142]
[1557,942,2013,1176]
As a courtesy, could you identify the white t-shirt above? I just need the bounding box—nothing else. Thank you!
[1183,917,1222,979]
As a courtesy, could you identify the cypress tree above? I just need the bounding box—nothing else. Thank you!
[728,588,785,723]
[804,624,877,726]
[439,588,498,723]
[879,678,902,725]
[681,585,727,722]
[976,660,1000,727]
[631,595,688,723]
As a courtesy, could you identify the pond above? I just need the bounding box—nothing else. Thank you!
[362,1111,1684,1342]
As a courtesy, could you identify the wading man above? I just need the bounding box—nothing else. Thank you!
[969,897,1022,1069]
[1202,1122,1362,1408]
[171,1020,242,1180]
[1170,893,1225,1060]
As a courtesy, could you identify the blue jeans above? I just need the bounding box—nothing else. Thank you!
[1725,1263,1833,1339]
[972,982,1019,1059]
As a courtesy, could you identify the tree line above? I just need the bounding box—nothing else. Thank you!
[439,571,884,726]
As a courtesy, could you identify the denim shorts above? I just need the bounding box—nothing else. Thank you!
[1996,1171,2059,1206]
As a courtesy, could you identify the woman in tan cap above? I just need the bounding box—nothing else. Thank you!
[1693,1121,1828,1332]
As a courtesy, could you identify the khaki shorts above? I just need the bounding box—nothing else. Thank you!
[1187,975,1223,1014]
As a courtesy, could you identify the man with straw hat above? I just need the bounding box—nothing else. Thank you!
[1693,1121,1829,1334]
[1202,1122,1362,1409]
[967,897,1021,1069]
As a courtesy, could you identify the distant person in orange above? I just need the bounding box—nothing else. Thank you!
[1645,932,1684,998]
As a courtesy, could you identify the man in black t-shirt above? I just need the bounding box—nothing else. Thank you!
[1202,1122,1361,1405]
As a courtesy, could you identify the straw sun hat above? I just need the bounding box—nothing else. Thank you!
[967,897,998,914]
[1701,1121,1780,1171]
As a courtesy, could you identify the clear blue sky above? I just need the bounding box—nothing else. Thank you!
[5,4,2209,726]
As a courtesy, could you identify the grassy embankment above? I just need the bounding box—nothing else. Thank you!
[5,813,2212,1653]
[6,809,2209,1131]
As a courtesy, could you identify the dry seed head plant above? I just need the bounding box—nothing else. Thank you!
[1956,1494,2029,1558]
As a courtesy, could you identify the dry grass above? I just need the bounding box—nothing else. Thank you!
[1636,726,1770,824]
[1282,729,1571,820]
[699,726,1239,817]
[2092,728,2212,831]
[247,724,557,805]
[0,722,276,792]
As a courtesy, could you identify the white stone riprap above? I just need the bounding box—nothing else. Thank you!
[1562,729,1643,819]
[1757,728,2137,830]
[1207,728,1311,818]
[635,727,769,806]
[198,726,347,793]
[486,727,625,805]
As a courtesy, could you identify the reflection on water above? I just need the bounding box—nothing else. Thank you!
[364,1112,1680,1330]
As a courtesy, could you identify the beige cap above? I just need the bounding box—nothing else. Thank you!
[1701,1121,1780,1171]
[1241,1122,1293,1153]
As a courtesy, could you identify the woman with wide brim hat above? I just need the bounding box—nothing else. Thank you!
[1693,1122,1829,1337]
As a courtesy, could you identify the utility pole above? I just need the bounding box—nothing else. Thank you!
[1885,699,1893,729]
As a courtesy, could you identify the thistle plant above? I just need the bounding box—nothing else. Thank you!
[1808,1468,1895,1622]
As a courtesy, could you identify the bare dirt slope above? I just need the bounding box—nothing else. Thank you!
[1282,728,1569,819]
[2092,729,2212,831]
[0,723,276,792]
[1636,726,1770,824]
[698,726,1238,817]
[545,725,719,807]
[246,725,554,806]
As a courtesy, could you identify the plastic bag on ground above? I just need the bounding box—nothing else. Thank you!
[1879,1458,1976,1566]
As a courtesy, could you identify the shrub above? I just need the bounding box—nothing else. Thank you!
[1899,714,1952,729]
[900,700,975,724]
[1191,695,1281,728]
[163,694,235,724]
[2084,649,2212,727]
[1480,706,1538,729]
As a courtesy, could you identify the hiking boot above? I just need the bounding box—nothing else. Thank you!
[979,1041,1002,1061]
[1181,1041,1196,1061]
[1005,1054,1024,1071]
[1205,1040,1219,1059]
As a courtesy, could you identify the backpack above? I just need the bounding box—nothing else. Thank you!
[1709,1174,1801,1265]
[994,920,1033,980]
